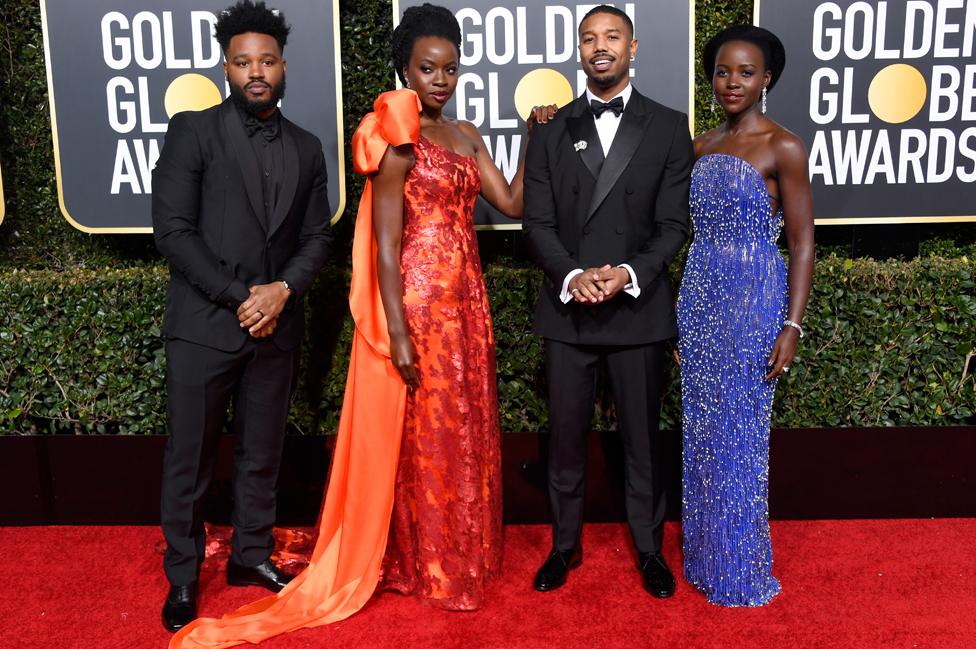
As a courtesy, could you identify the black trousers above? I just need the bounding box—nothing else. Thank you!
[160,337,297,586]
[545,339,667,554]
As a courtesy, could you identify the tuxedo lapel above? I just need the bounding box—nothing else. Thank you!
[585,91,655,223]
[220,101,267,233]
[565,97,604,181]
[268,121,299,237]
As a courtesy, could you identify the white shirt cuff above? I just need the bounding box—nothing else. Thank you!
[559,268,585,303]
[618,263,640,298]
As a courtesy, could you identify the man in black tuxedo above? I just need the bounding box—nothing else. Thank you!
[152,1,331,632]
[523,5,692,598]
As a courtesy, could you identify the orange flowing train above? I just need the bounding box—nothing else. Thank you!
[170,88,501,647]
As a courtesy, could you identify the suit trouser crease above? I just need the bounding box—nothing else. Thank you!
[545,339,666,554]
[231,342,294,567]
[161,338,294,585]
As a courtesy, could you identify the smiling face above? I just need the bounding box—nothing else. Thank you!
[223,32,286,117]
[712,40,771,116]
[578,11,637,99]
[402,36,460,112]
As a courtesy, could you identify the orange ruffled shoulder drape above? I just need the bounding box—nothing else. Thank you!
[170,89,422,649]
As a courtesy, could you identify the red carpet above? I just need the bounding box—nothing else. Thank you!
[1,520,974,648]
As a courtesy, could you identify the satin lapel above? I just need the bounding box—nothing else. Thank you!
[585,93,655,223]
[268,121,299,237]
[220,101,267,233]
[565,111,604,181]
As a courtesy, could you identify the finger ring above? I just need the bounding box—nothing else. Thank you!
[257,309,264,317]
[571,288,580,294]
[782,366,790,372]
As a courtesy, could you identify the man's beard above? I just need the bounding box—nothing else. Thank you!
[588,69,622,89]
[228,75,287,116]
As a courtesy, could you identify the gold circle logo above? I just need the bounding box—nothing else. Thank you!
[513,69,574,121]
[867,64,927,124]
[164,73,223,118]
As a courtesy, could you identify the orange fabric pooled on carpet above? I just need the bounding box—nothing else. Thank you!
[169,89,422,649]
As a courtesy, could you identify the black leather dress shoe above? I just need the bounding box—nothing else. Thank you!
[162,582,197,632]
[638,551,676,598]
[533,547,582,592]
[226,558,294,592]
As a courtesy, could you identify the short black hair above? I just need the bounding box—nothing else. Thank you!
[392,3,462,86]
[214,0,290,54]
[579,5,634,39]
[703,25,786,91]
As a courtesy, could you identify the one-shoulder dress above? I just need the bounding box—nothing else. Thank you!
[379,128,502,611]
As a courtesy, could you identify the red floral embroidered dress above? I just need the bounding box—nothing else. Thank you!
[379,94,502,610]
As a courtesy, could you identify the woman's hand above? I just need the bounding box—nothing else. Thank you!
[526,104,559,134]
[765,326,800,380]
[390,332,420,389]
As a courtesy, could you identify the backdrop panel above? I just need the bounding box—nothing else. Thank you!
[40,0,345,233]
[394,1,695,229]
[756,0,976,224]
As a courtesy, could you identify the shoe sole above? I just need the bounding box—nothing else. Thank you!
[226,575,286,592]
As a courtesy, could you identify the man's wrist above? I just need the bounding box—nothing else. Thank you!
[279,279,294,295]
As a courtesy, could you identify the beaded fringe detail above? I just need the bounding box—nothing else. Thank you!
[677,154,787,607]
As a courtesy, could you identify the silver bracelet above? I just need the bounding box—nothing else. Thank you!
[783,319,804,338]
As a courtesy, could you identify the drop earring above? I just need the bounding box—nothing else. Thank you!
[761,86,767,114]
[711,93,718,113]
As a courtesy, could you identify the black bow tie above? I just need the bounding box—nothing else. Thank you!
[590,96,624,118]
[243,114,280,142]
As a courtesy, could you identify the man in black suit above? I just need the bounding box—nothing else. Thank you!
[152,1,331,631]
[523,5,692,598]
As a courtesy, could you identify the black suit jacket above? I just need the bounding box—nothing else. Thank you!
[522,90,693,346]
[152,99,332,352]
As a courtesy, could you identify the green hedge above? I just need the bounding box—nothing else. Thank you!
[2,255,973,435]
[0,1,973,434]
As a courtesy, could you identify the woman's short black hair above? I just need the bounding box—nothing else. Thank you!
[215,0,291,54]
[392,3,462,86]
[703,25,786,91]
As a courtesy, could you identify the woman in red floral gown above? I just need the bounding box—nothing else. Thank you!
[375,4,549,610]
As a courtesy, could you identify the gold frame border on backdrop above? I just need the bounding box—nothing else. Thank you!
[392,0,696,231]
[753,0,976,225]
[0,162,5,225]
[39,0,347,233]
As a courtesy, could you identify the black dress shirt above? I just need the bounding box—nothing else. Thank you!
[237,105,285,228]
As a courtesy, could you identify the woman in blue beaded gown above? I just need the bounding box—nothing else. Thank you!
[676,25,814,607]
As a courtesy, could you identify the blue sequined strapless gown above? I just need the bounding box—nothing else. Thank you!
[676,154,787,607]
